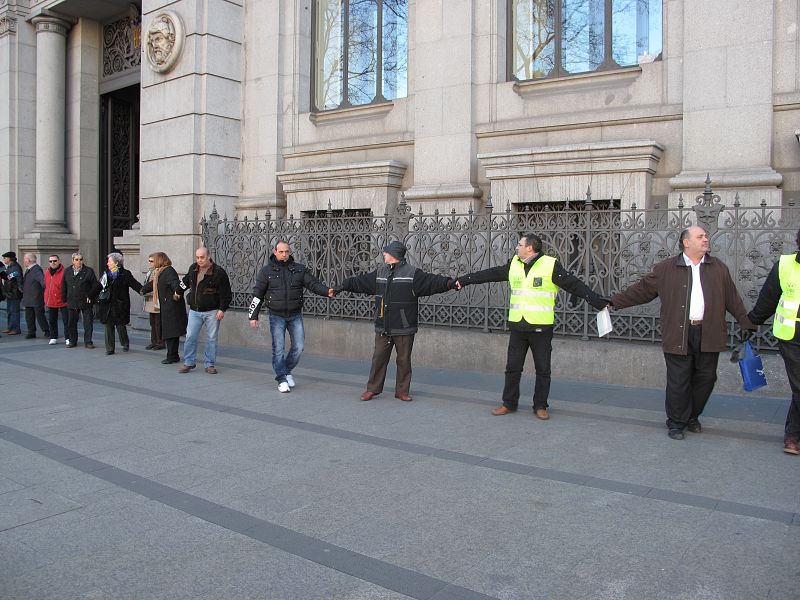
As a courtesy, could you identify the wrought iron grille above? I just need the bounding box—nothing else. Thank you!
[202,184,800,351]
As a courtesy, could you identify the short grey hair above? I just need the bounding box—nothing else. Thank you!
[107,252,124,266]
[71,252,83,260]
[24,252,37,263]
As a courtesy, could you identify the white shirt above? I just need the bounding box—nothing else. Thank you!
[683,253,705,321]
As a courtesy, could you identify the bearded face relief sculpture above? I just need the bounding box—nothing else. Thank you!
[145,11,184,73]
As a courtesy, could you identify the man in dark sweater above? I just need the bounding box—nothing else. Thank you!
[456,234,607,420]
[334,241,455,402]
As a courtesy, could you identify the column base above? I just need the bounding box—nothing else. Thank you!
[668,168,783,207]
[402,183,484,213]
[17,232,78,264]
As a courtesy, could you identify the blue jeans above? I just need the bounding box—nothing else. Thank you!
[5,298,21,333]
[269,313,304,383]
[183,309,221,368]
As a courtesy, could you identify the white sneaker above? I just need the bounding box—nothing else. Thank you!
[278,381,291,393]
[285,374,295,388]
[49,339,58,345]
[65,341,72,347]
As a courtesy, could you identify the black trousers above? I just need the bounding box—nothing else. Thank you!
[663,324,719,430]
[164,337,180,361]
[366,333,415,395]
[778,340,800,441]
[47,307,68,339]
[104,323,129,352]
[24,306,49,337]
[66,306,94,345]
[502,328,553,411]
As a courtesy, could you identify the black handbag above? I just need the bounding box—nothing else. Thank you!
[97,286,112,304]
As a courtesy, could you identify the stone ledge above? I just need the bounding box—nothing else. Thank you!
[308,101,394,126]
[512,66,642,98]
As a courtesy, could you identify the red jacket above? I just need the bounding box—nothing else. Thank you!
[44,264,67,308]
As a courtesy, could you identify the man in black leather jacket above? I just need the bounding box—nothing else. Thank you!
[248,241,332,392]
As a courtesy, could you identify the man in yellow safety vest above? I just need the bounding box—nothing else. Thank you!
[748,228,800,455]
[455,234,608,419]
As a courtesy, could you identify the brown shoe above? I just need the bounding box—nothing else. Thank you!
[534,408,550,420]
[491,405,514,416]
[178,364,196,374]
[205,366,217,374]
[360,391,377,401]
[784,438,800,455]
[394,393,413,402]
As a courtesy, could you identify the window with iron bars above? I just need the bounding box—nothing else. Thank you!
[312,0,408,111]
[509,0,663,81]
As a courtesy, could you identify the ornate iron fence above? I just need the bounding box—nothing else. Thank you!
[202,182,800,351]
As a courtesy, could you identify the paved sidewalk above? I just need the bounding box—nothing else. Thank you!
[0,328,797,600]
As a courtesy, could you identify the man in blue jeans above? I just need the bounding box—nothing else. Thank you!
[178,247,232,374]
[248,241,333,393]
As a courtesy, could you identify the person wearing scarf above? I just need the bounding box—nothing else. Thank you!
[142,253,165,350]
[140,252,187,364]
[97,252,143,355]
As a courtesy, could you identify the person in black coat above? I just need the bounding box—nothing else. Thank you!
[2,250,23,334]
[141,252,187,364]
[97,252,143,355]
[21,253,50,339]
[62,252,101,348]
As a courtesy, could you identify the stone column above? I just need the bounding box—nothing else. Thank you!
[31,16,70,233]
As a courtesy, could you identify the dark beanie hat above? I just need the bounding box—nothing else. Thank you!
[2,251,16,260]
[383,241,407,261]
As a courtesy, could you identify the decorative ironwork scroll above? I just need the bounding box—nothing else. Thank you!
[102,15,141,79]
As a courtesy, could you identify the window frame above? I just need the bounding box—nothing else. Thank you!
[506,0,661,82]
[311,0,407,113]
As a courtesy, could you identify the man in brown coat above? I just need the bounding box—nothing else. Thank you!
[610,226,754,440]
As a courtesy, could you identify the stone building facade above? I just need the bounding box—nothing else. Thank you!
[1,0,799,273]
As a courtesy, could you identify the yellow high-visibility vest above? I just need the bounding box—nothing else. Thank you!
[773,254,800,340]
[508,255,557,325]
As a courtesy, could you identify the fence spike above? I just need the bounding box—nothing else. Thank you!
[678,194,684,209]
[734,192,741,207]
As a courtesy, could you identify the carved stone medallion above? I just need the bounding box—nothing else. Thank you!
[144,11,184,73]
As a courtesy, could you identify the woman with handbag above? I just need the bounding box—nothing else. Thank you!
[140,252,187,364]
[97,252,143,355]
[142,253,165,350]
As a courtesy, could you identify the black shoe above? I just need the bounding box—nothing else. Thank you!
[668,428,685,440]
[145,344,155,350]
[25,334,36,339]
[122,345,129,352]
[106,351,115,355]
[161,358,180,364]
[687,418,702,433]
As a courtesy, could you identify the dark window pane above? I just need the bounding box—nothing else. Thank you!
[562,0,604,74]
[511,0,555,80]
[347,0,378,105]
[382,0,408,99]
[315,0,344,109]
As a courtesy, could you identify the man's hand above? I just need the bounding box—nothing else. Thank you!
[249,319,259,329]
[739,328,753,344]
[453,279,462,291]
[216,310,225,321]
[173,292,180,301]
[327,288,335,298]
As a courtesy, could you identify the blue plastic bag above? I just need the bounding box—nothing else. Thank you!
[739,341,767,392]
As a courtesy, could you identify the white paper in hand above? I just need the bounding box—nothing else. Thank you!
[596,307,613,337]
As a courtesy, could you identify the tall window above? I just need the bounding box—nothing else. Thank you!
[510,0,662,81]
[313,0,408,111]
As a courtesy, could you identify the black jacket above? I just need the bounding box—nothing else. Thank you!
[62,265,101,310]
[180,262,232,313]
[748,252,800,344]
[97,267,143,326]
[2,260,23,300]
[337,260,454,335]
[141,266,187,339]
[459,255,607,332]
[22,263,45,308]
[249,255,329,319]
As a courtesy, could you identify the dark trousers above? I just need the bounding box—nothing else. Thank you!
[104,323,129,353]
[24,305,49,337]
[663,324,719,430]
[367,333,415,395]
[47,307,68,339]
[149,313,163,346]
[5,298,21,332]
[502,328,553,411]
[67,306,94,345]
[778,340,800,441]
[164,337,180,361]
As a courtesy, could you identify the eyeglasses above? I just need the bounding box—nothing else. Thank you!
[73,258,83,261]
[49,259,59,263]
[148,259,154,262]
